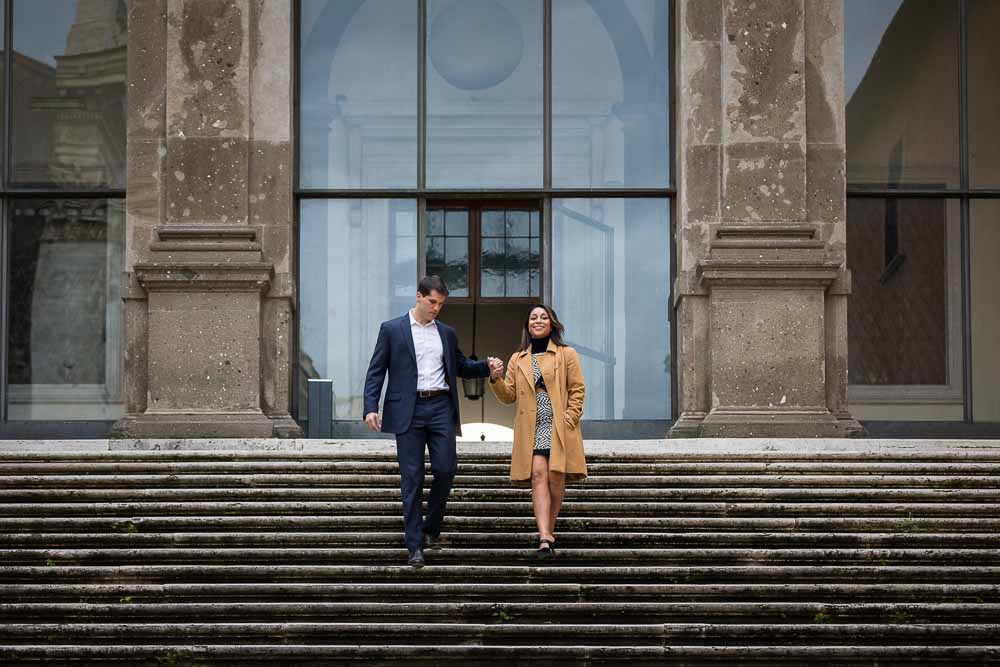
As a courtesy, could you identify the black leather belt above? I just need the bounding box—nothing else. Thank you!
[417,389,449,398]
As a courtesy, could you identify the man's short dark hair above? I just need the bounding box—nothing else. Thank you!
[418,275,449,297]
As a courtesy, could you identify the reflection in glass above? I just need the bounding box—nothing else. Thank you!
[479,209,540,298]
[11,0,127,189]
[970,201,1000,420]
[553,0,670,188]
[8,198,124,420]
[847,197,956,385]
[552,199,670,420]
[845,0,959,188]
[968,0,1000,188]
[425,208,469,296]
[300,0,418,189]
[426,0,543,188]
[299,199,418,420]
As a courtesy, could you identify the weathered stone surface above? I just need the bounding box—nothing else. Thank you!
[261,297,293,418]
[675,295,710,418]
[804,0,844,146]
[147,290,262,413]
[825,292,850,417]
[806,143,846,230]
[684,0,722,42]
[126,140,165,226]
[122,297,149,415]
[682,41,722,145]
[684,145,721,224]
[723,0,805,144]
[722,142,807,222]
[165,137,249,224]
[127,0,167,139]
[166,0,249,139]
[249,0,291,144]
[709,287,826,409]
[249,141,292,230]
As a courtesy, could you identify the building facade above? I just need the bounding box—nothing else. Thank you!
[0,0,995,439]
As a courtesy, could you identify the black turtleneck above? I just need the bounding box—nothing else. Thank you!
[530,336,550,354]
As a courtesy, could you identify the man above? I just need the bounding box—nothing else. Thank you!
[364,275,503,568]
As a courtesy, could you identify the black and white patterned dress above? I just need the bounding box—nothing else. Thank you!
[531,353,553,455]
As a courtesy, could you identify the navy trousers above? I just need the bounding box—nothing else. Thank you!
[395,395,457,553]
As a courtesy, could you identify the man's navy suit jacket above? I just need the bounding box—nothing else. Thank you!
[363,314,490,435]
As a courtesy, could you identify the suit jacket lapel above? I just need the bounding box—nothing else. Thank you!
[399,315,416,364]
[438,325,453,378]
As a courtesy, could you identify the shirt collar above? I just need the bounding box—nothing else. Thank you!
[409,310,437,329]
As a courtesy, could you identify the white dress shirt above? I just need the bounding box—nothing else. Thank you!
[409,310,449,392]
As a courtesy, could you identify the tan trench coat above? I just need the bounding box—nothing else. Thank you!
[489,340,587,487]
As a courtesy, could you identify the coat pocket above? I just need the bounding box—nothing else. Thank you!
[385,392,401,402]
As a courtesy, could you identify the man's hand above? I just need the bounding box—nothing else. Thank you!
[487,357,503,381]
[364,412,381,432]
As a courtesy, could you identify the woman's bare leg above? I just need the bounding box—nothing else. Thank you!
[547,470,566,538]
[530,455,554,542]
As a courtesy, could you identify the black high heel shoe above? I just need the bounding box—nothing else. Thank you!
[536,537,555,560]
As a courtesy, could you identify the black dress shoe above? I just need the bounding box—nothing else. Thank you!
[407,549,425,568]
[423,534,441,551]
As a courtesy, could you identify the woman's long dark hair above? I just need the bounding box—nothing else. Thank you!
[519,304,567,352]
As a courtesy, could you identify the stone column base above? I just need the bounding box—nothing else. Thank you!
[111,413,302,439]
[670,408,864,438]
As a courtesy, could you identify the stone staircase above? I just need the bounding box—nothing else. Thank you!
[0,440,999,664]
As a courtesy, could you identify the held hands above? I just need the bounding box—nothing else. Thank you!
[487,356,504,381]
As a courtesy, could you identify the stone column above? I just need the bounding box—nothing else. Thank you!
[114,0,300,438]
[671,0,862,437]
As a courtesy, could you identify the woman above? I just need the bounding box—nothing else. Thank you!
[489,304,586,558]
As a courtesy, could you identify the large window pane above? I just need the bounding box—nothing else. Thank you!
[845,0,959,189]
[300,0,418,189]
[847,197,961,388]
[970,201,1000,420]
[425,208,470,296]
[968,0,1000,189]
[427,0,543,188]
[480,209,540,298]
[553,0,669,188]
[12,0,127,189]
[8,198,124,420]
[552,198,670,420]
[299,199,417,421]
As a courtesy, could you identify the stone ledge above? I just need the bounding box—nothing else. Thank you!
[0,439,999,455]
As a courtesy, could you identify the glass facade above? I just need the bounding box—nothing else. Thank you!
[299,199,418,421]
[297,0,674,430]
[426,0,544,188]
[0,1,126,423]
[845,0,1000,423]
[552,198,671,419]
[552,0,670,188]
[299,0,418,189]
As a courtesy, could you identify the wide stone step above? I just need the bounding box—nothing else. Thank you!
[2,643,998,665]
[3,601,999,624]
[4,473,998,489]
[3,500,998,517]
[3,531,1000,550]
[7,547,1000,567]
[4,564,997,584]
[6,489,1000,505]
[4,460,1000,475]
[1,582,997,604]
[0,622,997,648]
[1,515,995,533]
[5,488,1000,505]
